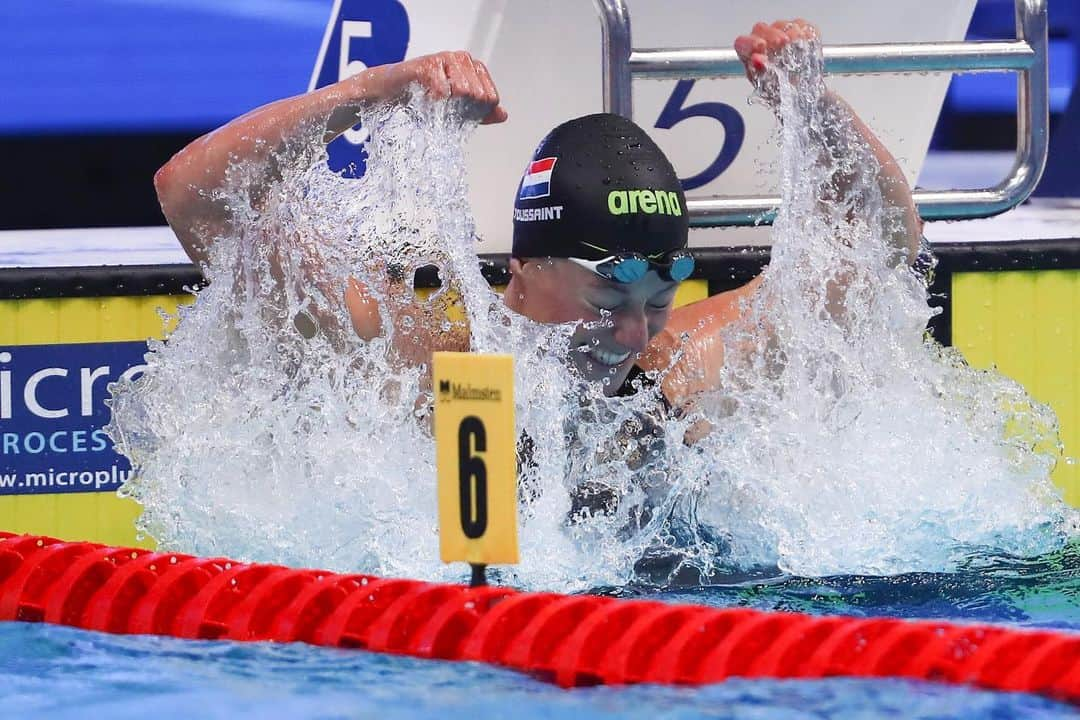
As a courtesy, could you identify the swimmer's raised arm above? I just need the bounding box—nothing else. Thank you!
[735,20,922,264]
[641,21,923,415]
[155,51,506,266]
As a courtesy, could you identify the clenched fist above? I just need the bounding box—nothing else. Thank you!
[356,50,508,124]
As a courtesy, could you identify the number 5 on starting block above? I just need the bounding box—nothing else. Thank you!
[433,352,518,566]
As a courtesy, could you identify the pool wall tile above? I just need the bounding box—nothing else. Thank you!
[953,270,1080,507]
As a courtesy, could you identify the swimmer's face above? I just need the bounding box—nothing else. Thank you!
[505,257,678,394]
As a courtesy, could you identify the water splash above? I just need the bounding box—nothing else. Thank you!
[107,44,1077,591]
[686,40,1078,576]
[106,91,700,592]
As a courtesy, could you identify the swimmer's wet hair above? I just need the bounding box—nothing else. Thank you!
[511,113,688,261]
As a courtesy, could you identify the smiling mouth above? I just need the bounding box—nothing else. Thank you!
[584,345,632,367]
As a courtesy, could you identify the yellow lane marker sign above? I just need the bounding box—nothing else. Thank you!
[433,352,518,579]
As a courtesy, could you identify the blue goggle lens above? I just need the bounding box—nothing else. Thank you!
[610,257,650,283]
[668,255,695,282]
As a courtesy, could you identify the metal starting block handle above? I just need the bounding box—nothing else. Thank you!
[594,0,1049,226]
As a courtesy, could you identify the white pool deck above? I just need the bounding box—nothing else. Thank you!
[1,151,1078,270]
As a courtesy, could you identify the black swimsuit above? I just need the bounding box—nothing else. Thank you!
[517,364,671,518]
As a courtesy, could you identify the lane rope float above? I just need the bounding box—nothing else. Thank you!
[0,532,1076,704]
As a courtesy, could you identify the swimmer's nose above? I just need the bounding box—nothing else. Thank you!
[613,309,650,354]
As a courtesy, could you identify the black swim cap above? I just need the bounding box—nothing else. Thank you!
[511,113,688,261]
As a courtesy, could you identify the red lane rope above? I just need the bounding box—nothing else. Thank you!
[0,532,1075,704]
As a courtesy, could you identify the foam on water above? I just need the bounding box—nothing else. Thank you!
[107,43,1077,590]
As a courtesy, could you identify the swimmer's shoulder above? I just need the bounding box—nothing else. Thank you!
[343,274,470,353]
[637,274,765,408]
[670,274,764,326]
[345,276,383,340]
[646,273,764,359]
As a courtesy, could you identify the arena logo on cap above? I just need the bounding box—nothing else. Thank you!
[607,189,683,217]
[518,157,557,200]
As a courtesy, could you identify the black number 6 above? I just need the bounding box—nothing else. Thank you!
[458,416,488,538]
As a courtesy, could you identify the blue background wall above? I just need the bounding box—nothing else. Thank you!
[0,0,326,133]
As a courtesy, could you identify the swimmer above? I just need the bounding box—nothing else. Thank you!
[154,19,920,414]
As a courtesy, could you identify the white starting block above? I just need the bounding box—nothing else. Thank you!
[309,0,1017,251]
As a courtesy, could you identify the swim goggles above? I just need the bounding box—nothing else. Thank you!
[567,244,695,284]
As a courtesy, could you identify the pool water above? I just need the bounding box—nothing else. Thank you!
[624,544,1080,631]
[2,546,1076,720]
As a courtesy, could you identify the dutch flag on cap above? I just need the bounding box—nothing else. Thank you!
[518,157,557,200]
